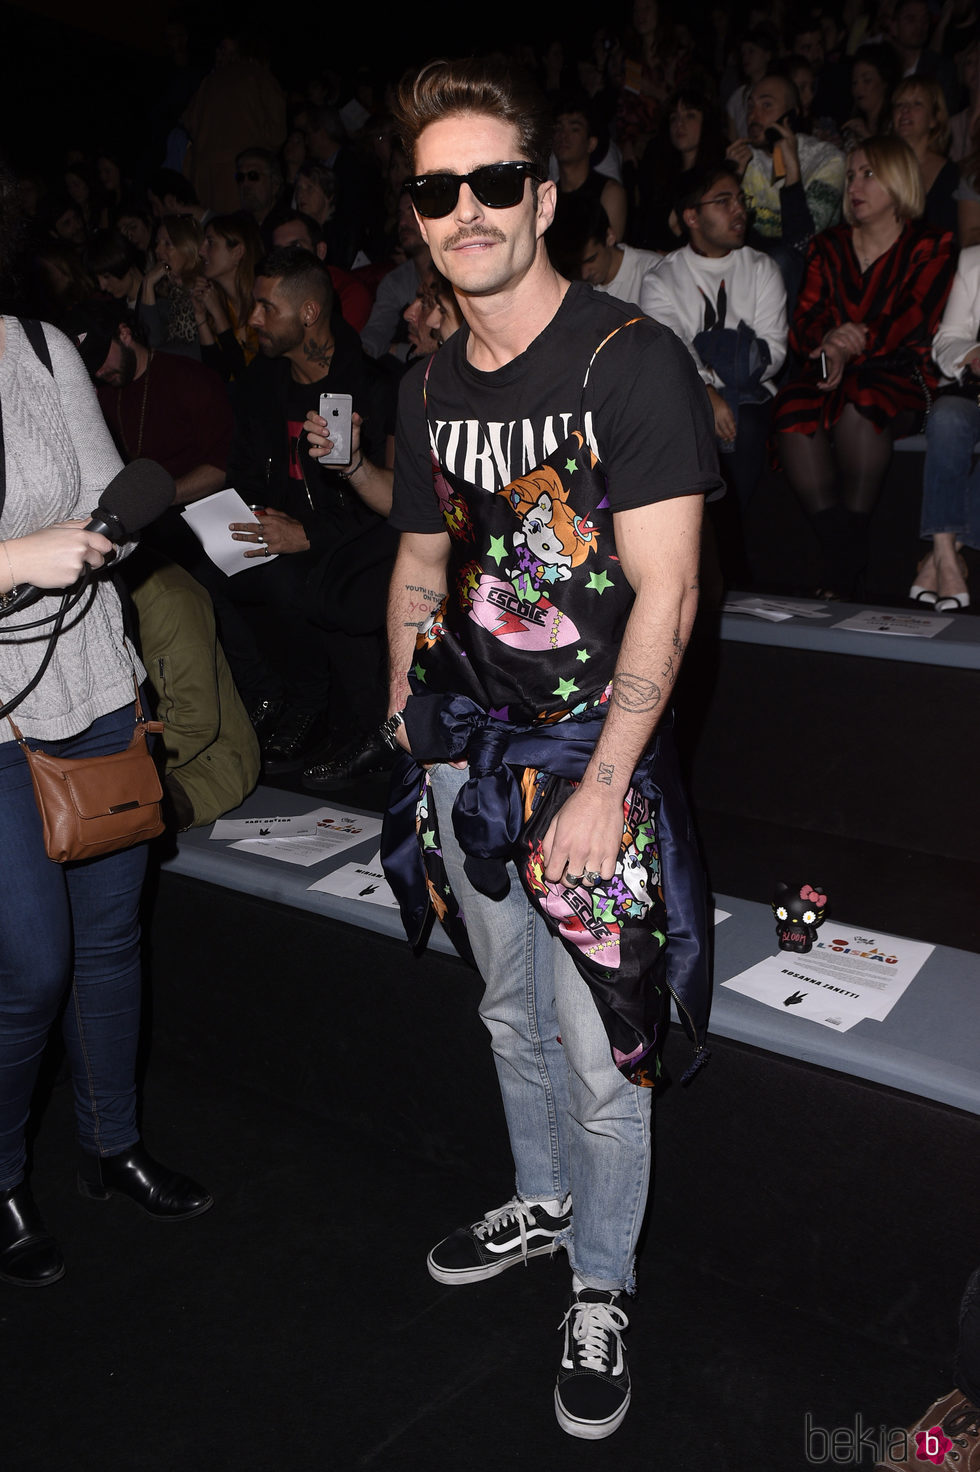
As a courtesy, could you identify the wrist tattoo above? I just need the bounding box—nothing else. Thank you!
[406,584,445,603]
[597,762,615,786]
[611,672,662,714]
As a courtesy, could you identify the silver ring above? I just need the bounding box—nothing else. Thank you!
[564,871,584,886]
[584,870,603,886]
[263,545,271,557]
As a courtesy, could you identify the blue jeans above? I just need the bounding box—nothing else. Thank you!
[922,395,980,549]
[429,763,652,1293]
[0,704,147,1190]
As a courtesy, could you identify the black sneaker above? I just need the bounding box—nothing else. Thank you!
[302,726,395,793]
[554,1289,631,1440]
[426,1195,571,1285]
[262,708,331,773]
[248,696,284,744]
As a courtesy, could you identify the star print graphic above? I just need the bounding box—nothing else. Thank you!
[553,676,579,701]
[575,647,590,663]
[413,663,427,682]
[587,569,613,594]
[487,534,507,566]
[564,457,578,474]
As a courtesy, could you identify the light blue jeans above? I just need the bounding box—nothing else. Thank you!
[922,395,980,548]
[429,763,652,1293]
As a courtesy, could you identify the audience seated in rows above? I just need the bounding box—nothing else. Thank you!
[8,3,979,800]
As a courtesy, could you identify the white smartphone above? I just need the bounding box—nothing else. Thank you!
[318,392,353,466]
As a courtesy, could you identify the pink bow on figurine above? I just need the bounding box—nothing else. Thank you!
[800,885,827,907]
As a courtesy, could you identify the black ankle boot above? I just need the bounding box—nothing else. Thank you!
[77,1143,213,1221]
[0,1183,65,1287]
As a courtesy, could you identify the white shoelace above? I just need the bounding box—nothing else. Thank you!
[562,1299,629,1373]
[474,1196,537,1252]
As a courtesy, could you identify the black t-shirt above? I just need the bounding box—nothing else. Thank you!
[227,317,393,554]
[390,281,722,533]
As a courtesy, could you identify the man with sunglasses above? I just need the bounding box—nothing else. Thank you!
[235,147,283,226]
[382,57,720,1441]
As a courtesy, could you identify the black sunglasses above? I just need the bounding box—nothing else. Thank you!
[406,162,541,218]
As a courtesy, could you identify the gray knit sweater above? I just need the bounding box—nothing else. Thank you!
[0,318,144,742]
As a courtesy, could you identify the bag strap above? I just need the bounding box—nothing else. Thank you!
[6,676,145,747]
[20,318,53,376]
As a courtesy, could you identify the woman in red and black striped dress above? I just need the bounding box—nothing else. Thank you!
[773,136,954,597]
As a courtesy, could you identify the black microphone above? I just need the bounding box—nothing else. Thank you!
[85,458,176,543]
[0,459,176,616]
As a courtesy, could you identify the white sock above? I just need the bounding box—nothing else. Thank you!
[524,1194,568,1218]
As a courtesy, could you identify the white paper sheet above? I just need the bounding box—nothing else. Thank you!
[832,610,953,638]
[180,488,276,575]
[308,851,400,908]
[230,808,382,866]
[723,595,834,621]
[210,813,320,840]
[722,922,934,1029]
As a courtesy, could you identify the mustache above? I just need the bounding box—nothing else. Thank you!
[442,226,507,249]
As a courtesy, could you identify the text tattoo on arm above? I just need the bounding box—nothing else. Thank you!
[660,628,687,688]
[403,582,446,630]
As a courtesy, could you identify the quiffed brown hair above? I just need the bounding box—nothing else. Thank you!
[394,57,553,177]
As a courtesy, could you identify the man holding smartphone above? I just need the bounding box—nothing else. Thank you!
[217,248,397,770]
[729,73,845,301]
[381,57,720,1440]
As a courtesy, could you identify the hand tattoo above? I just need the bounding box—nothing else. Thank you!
[611,672,662,714]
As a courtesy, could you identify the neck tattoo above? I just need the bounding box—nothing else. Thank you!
[302,335,335,372]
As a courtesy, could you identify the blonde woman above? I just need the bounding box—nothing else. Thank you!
[773,137,954,596]
[891,77,958,233]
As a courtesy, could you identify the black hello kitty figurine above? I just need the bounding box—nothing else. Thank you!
[772,883,828,953]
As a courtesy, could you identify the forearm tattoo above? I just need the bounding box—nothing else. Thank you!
[610,672,662,713]
[596,762,615,786]
[402,582,446,631]
[660,629,687,688]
